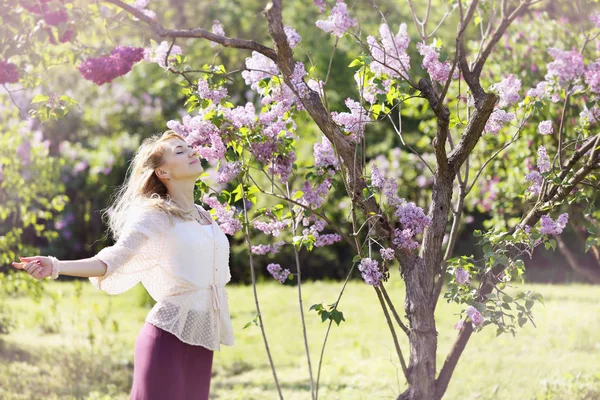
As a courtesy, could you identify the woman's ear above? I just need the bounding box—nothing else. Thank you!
[154,168,169,180]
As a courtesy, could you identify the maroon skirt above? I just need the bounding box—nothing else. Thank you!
[130,322,214,400]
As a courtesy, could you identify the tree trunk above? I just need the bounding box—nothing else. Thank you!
[555,235,600,283]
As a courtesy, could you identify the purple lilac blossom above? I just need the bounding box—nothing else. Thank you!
[211,20,225,48]
[537,146,551,173]
[43,8,68,26]
[358,257,383,286]
[371,162,386,189]
[314,233,342,247]
[538,120,553,135]
[78,46,144,85]
[591,12,600,28]
[466,305,483,326]
[395,200,431,234]
[585,61,600,94]
[490,74,521,107]
[143,41,182,70]
[331,98,371,142]
[484,109,515,134]
[284,26,302,48]
[380,247,395,261]
[314,136,339,170]
[253,219,290,237]
[417,42,458,85]
[539,213,569,235]
[392,228,419,251]
[545,48,585,85]
[455,267,470,284]
[290,62,310,99]
[225,103,257,129]
[202,195,242,235]
[267,263,291,283]
[314,0,326,12]
[315,1,357,38]
[0,60,19,84]
[525,170,543,195]
[217,161,242,184]
[367,23,411,80]
[241,51,279,91]
[197,78,228,103]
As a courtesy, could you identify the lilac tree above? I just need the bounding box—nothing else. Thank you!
[3,0,600,398]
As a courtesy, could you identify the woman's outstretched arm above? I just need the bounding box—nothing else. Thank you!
[12,256,108,280]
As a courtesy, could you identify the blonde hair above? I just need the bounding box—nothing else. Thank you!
[100,130,202,241]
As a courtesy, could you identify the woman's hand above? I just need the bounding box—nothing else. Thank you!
[11,256,53,280]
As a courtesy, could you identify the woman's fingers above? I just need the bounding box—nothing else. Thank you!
[29,265,43,277]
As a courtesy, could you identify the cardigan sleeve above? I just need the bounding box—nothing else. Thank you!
[89,205,166,295]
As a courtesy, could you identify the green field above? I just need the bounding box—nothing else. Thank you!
[1,275,599,399]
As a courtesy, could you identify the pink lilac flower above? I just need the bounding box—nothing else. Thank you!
[367,23,411,80]
[314,233,342,247]
[307,78,324,96]
[537,146,551,173]
[314,0,326,12]
[395,200,431,234]
[0,60,19,84]
[315,0,357,38]
[198,78,228,103]
[455,267,470,284]
[484,108,515,134]
[211,20,225,48]
[267,263,291,283]
[371,162,386,189]
[417,42,457,85]
[538,120,553,135]
[539,213,569,235]
[297,178,333,209]
[202,195,242,235]
[581,105,600,125]
[585,61,600,94]
[269,152,296,182]
[143,41,182,70]
[73,160,88,174]
[284,26,302,49]
[78,46,144,85]
[466,306,483,326]
[392,228,419,251]
[253,219,290,237]
[290,62,309,99]
[217,161,242,184]
[314,135,339,170]
[251,240,286,255]
[331,98,370,142]
[358,257,383,286]
[526,81,548,99]
[241,51,279,91]
[490,74,521,107]
[225,102,256,129]
[545,48,585,85]
[20,0,50,14]
[59,28,76,43]
[591,12,600,28]
[43,8,68,26]
[380,247,395,261]
[196,131,227,163]
[525,170,543,195]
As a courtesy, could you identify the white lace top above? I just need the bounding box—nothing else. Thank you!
[89,202,234,351]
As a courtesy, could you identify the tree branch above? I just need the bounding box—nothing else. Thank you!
[103,0,278,60]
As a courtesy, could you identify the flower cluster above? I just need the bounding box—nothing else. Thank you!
[484,109,515,134]
[537,146,551,173]
[545,48,585,86]
[539,213,568,235]
[284,26,302,49]
[253,218,290,237]
[367,23,411,80]
[132,0,156,20]
[0,60,19,84]
[314,136,340,171]
[251,240,286,255]
[490,74,521,107]
[455,267,469,285]
[417,42,457,85]
[78,46,144,85]
[466,305,484,327]
[331,98,371,142]
[585,61,600,94]
[358,257,383,286]
[538,120,553,135]
[296,178,333,209]
[291,62,309,99]
[241,51,279,91]
[211,20,225,48]
[43,8,68,26]
[380,247,396,261]
[267,263,291,283]
[394,199,431,235]
[217,161,241,184]
[202,195,242,235]
[315,1,357,38]
[143,41,182,70]
[198,78,228,103]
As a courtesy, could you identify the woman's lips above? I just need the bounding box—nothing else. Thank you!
[190,159,200,165]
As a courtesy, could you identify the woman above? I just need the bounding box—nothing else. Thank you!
[11,130,235,400]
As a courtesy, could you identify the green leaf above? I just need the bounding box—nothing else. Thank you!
[31,94,49,104]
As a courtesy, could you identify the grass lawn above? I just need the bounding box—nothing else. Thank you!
[1,273,599,399]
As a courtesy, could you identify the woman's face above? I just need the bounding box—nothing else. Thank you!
[155,137,203,181]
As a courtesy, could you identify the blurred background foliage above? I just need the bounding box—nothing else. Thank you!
[1,0,600,286]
